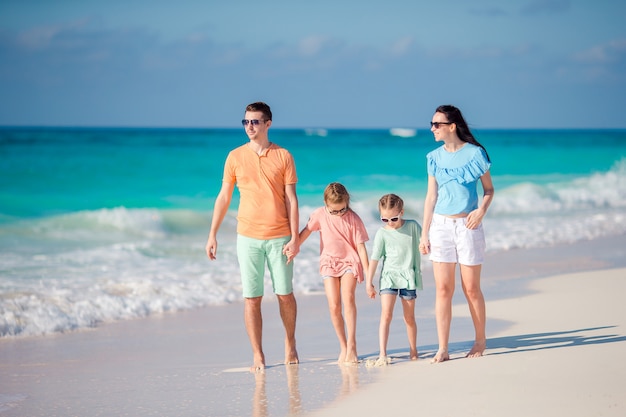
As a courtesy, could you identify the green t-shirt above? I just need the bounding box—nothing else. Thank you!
[371,219,423,290]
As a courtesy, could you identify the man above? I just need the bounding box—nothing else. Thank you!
[206,102,300,372]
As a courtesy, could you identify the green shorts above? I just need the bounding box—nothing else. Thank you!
[236,234,293,298]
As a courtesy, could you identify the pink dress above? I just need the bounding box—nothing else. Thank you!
[306,207,369,281]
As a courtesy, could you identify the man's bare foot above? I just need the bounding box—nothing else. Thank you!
[250,352,266,373]
[285,339,299,365]
[466,339,486,358]
[250,364,265,373]
[431,349,449,363]
[284,353,299,365]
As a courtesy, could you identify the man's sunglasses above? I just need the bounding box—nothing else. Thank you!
[242,119,265,126]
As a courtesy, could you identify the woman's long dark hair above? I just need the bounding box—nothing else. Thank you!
[436,105,490,162]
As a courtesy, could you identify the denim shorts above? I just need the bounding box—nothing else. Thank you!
[379,288,417,300]
[236,234,293,298]
[428,213,485,265]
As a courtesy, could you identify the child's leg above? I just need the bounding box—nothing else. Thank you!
[323,277,348,362]
[401,298,418,360]
[379,294,396,359]
[340,272,358,363]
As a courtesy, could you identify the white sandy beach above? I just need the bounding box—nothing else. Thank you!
[1,234,625,416]
[308,267,626,417]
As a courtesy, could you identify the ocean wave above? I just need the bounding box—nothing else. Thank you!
[1,161,626,338]
[491,158,626,214]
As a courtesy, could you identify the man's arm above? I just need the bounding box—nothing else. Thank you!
[283,183,300,263]
[205,181,235,260]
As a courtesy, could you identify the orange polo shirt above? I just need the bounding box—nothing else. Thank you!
[223,143,298,240]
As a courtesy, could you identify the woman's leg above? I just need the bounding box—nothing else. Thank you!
[460,264,486,357]
[432,261,456,363]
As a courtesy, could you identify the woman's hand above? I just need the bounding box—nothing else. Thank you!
[465,209,485,230]
[419,237,430,255]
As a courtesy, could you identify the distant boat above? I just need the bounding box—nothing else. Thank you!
[305,128,328,137]
[389,128,416,138]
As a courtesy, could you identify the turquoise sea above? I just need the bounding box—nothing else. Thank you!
[1,127,625,337]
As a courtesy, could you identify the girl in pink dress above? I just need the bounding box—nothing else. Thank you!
[298,182,370,364]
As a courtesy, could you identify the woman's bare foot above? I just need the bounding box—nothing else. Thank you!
[466,339,486,358]
[431,349,449,363]
[410,349,419,361]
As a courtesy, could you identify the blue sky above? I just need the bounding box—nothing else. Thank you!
[1,0,625,129]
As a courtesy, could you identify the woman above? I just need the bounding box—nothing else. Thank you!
[420,105,494,363]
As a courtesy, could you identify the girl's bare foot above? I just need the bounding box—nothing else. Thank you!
[343,356,359,365]
[466,339,486,358]
[375,356,390,366]
[431,349,449,363]
[344,348,358,364]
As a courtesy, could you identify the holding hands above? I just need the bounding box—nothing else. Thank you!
[282,240,299,264]
[419,237,430,255]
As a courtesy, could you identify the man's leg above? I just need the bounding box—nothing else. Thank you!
[245,296,265,371]
[277,293,299,364]
[237,235,267,372]
[267,236,298,365]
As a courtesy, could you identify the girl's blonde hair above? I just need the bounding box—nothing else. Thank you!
[378,193,404,211]
[324,182,350,206]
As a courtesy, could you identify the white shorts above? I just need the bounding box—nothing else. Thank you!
[428,213,486,265]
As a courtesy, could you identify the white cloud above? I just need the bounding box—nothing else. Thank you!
[389,36,414,57]
[297,35,332,57]
[573,39,626,64]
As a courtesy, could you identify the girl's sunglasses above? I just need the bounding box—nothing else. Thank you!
[381,217,400,223]
[328,207,348,215]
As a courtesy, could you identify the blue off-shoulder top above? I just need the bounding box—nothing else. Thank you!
[426,143,491,215]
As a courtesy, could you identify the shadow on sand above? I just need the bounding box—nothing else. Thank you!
[411,326,626,360]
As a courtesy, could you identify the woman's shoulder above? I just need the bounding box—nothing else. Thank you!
[426,145,445,159]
